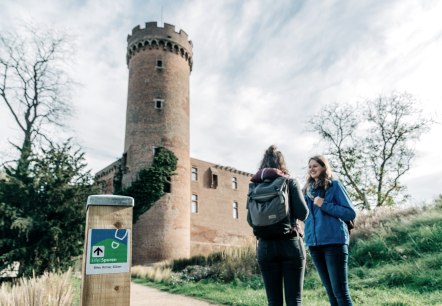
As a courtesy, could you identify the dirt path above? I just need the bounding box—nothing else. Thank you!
[131,282,219,306]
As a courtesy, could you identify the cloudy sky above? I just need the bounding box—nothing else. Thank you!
[1,0,441,203]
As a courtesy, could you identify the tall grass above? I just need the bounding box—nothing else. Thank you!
[132,244,260,285]
[0,268,74,306]
[132,261,172,282]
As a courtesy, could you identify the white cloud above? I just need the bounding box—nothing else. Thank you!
[1,0,442,202]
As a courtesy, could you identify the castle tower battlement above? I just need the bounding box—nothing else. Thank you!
[127,22,193,70]
[123,21,193,263]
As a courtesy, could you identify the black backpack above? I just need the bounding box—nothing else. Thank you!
[246,177,292,239]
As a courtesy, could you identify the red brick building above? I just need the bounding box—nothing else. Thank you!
[96,22,254,264]
[189,159,253,256]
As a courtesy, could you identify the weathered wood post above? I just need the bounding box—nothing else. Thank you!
[80,195,134,306]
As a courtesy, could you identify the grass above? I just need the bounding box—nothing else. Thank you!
[131,200,442,305]
[0,268,74,306]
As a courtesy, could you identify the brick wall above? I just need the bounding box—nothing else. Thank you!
[190,158,254,256]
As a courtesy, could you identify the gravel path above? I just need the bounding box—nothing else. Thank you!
[131,282,219,306]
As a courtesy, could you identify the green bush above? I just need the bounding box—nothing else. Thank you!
[176,265,216,282]
[171,255,207,272]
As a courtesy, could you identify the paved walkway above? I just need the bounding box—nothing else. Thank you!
[131,282,219,306]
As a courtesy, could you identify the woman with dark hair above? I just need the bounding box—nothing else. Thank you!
[251,145,308,306]
[303,155,356,306]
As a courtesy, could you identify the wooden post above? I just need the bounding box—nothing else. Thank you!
[80,195,134,306]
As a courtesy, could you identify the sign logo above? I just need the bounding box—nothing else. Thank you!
[86,229,130,275]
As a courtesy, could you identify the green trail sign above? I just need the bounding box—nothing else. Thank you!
[85,229,130,275]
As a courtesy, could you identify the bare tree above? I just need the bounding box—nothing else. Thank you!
[0,26,73,177]
[308,93,431,209]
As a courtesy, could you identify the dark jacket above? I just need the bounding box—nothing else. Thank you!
[250,168,309,238]
[304,179,356,246]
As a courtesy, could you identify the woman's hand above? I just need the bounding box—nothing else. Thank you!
[313,196,324,207]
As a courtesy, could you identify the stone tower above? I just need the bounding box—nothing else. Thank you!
[123,22,193,263]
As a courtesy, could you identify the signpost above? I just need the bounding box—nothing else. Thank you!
[86,228,131,275]
[81,195,134,306]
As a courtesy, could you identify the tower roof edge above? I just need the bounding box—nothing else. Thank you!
[127,21,192,51]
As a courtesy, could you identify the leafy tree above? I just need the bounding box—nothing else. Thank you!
[0,140,97,277]
[115,147,177,223]
[308,92,432,209]
[0,26,73,178]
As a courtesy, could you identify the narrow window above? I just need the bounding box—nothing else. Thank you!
[191,194,198,214]
[232,177,238,190]
[156,59,163,69]
[233,201,239,219]
[191,167,198,181]
[154,99,164,109]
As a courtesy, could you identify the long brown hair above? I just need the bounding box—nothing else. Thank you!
[305,155,333,190]
[258,145,289,175]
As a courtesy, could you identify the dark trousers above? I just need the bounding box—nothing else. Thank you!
[309,244,353,306]
[257,237,306,306]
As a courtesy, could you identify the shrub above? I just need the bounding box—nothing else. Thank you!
[176,265,216,282]
[171,255,207,272]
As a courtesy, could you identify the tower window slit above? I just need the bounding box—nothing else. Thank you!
[154,99,164,109]
[156,59,163,69]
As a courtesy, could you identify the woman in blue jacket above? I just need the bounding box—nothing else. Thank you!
[303,155,356,306]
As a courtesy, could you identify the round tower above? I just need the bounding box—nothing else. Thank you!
[123,22,193,263]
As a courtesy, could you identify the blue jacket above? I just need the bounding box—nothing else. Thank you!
[304,179,356,246]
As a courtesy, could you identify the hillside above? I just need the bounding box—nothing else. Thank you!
[342,201,442,305]
[132,199,442,306]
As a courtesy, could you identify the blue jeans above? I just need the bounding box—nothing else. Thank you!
[309,244,353,306]
[257,237,306,306]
